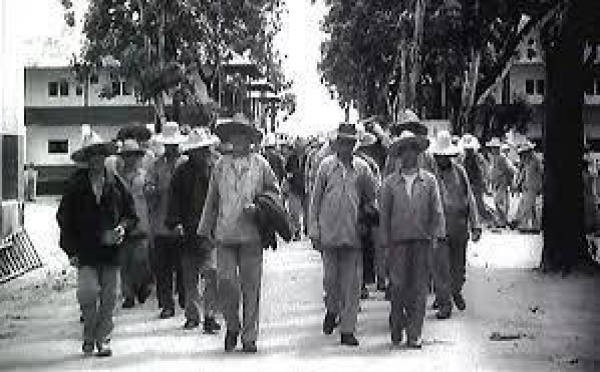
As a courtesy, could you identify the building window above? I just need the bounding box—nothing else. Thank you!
[525,79,535,95]
[48,140,69,154]
[536,79,545,95]
[121,81,131,95]
[90,74,99,84]
[112,80,121,96]
[48,82,58,96]
[59,81,69,96]
[76,85,83,96]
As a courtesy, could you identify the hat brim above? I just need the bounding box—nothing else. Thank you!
[71,143,116,163]
[118,149,146,157]
[181,138,220,153]
[432,147,461,156]
[517,144,535,153]
[390,136,430,153]
[390,122,429,136]
[214,122,262,143]
[155,134,188,145]
[358,134,377,148]
[335,133,359,142]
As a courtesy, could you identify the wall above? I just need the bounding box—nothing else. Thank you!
[26,124,121,166]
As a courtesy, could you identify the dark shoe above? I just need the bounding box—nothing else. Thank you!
[322,312,338,335]
[435,308,452,320]
[136,287,151,304]
[224,330,239,352]
[95,340,112,357]
[82,341,94,356]
[122,297,135,309]
[376,280,387,292]
[159,308,175,319]
[242,341,258,353]
[79,314,84,323]
[183,319,200,330]
[453,293,466,311]
[431,299,440,310]
[407,338,423,349]
[203,316,221,334]
[340,333,359,346]
[391,329,403,346]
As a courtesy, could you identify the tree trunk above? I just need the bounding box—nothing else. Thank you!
[541,1,587,273]
[458,48,481,135]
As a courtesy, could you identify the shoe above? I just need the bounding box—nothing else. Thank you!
[136,287,151,304]
[122,297,135,309]
[95,340,112,357]
[159,308,175,319]
[431,299,440,310]
[242,341,258,353]
[391,329,403,346]
[322,312,338,335]
[79,314,84,323]
[224,330,239,352]
[384,287,391,301]
[82,341,94,356]
[340,333,359,346]
[407,338,423,349]
[435,308,452,320]
[203,316,221,334]
[376,280,387,292]
[183,319,200,330]
[453,293,466,311]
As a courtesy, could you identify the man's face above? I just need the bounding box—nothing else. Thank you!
[122,154,142,168]
[491,147,500,156]
[229,134,252,155]
[164,144,179,157]
[434,155,452,170]
[88,154,106,172]
[398,146,419,170]
[334,138,356,159]
[188,147,210,163]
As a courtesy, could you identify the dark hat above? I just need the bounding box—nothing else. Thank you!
[335,123,359,141]
[214,113,262,143]
[389,130,430,154]
[71,130,116,163]
[389,109,428,136]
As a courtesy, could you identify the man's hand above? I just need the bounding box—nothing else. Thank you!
[471,227,483,242]
[102,226,125,246]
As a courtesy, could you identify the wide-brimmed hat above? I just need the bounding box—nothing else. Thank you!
[71,128,116,163]
[390,109,428,136]
[430,130,461,156]
[154,121,187,145]
[181,127,220,153]
[118,139,146,157]
[500,143,511,152]
[459,134,481,150]
[116,124,153,142]
[486,137,503,147]
[357,132,377,148]
[334,122,359,141]
[390,130,430,154]
[214,113,262,143]
[517,141,536,154]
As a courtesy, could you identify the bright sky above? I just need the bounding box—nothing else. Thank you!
[17,0,351,136]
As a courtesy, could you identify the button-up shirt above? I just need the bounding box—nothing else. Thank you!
[308,154,378,249]
[198,153,279,245]
[379,169,445,247]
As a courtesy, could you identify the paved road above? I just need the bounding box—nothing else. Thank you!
[0,200,598,371]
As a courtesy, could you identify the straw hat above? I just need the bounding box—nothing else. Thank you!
[262,132,278,148]
[430,130,461,156]
[181,127,220,153]
[390,130,430,154]
[390,109,428,136]
[459,134,481,150]
[214,113,262,143]
[118,139,146,157]
[485,137,503,147]
[517,141,536,154]
[154,121,187,145]
[71,128,116,163]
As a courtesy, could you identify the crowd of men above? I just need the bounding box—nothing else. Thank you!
[56,110,544,357]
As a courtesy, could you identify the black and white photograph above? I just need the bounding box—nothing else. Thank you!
[0,0,599,371]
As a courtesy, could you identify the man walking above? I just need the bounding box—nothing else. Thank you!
[487,138,516,228]
[57,130,138,357]
[309,123,378,347]
[166,128,222,333]
[511,141,543,232]
[198,114,279,353]
[430,131,482,317]
[379,130,445,348]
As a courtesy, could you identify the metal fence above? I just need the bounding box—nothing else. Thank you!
[0,229,43,284]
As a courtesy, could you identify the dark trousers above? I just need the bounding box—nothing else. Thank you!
[154,236,185,310]
[388,240,432,342]
[432,240,452,310]
[448,229,469,296]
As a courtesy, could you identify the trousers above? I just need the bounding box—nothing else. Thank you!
[77,265,119,343]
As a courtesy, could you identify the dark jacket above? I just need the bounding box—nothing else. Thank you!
[254,191,293,250]
[264,149,286,184]
[165,159,211,240]
[56,168,138,266]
